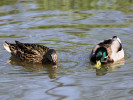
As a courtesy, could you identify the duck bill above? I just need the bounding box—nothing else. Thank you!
[52,64,57,68]
[52,62,57,68]
[94,60,101,69]
[51,53,58,68]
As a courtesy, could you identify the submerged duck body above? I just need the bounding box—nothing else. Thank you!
[3,41,58,68]
[90,36,124,64]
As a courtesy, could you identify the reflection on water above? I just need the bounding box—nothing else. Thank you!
[95,62,124,76]
[8,56,57,79]
[0,34,27,38]
[0,0,133,100]
[0,0,133,13]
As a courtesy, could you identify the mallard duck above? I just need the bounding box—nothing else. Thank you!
[90,36,124,68]
[3,41,58,68]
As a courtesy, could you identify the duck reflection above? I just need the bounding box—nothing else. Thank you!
[95,61,124,76]
[7,56,57,79]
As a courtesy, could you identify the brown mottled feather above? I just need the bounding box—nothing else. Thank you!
[5,41,49,63]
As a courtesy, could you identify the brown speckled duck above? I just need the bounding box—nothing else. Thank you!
[3,41,58,68]
[90,36,124,66]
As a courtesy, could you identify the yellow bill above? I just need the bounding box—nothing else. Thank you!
[94,60,101,69]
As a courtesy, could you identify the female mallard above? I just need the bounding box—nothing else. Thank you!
[3,41,58,68]
[90,36,124,67]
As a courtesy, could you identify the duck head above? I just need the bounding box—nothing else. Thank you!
[43,49,58,68]
[95,47,108,62]
[96,50,107,62]
[94,47,107,69]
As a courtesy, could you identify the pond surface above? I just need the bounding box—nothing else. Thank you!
[0,0,133,100]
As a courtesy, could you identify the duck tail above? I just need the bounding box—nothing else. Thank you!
[3,41,11,52]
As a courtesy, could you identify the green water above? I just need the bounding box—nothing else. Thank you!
[0,0,133,100]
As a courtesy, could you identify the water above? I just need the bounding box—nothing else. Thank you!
[0,0,133,100]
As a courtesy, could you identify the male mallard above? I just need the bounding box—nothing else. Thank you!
[3,41,58,68]
[90,36,124,68]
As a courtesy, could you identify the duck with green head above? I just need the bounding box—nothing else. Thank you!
[90,36,124,69]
